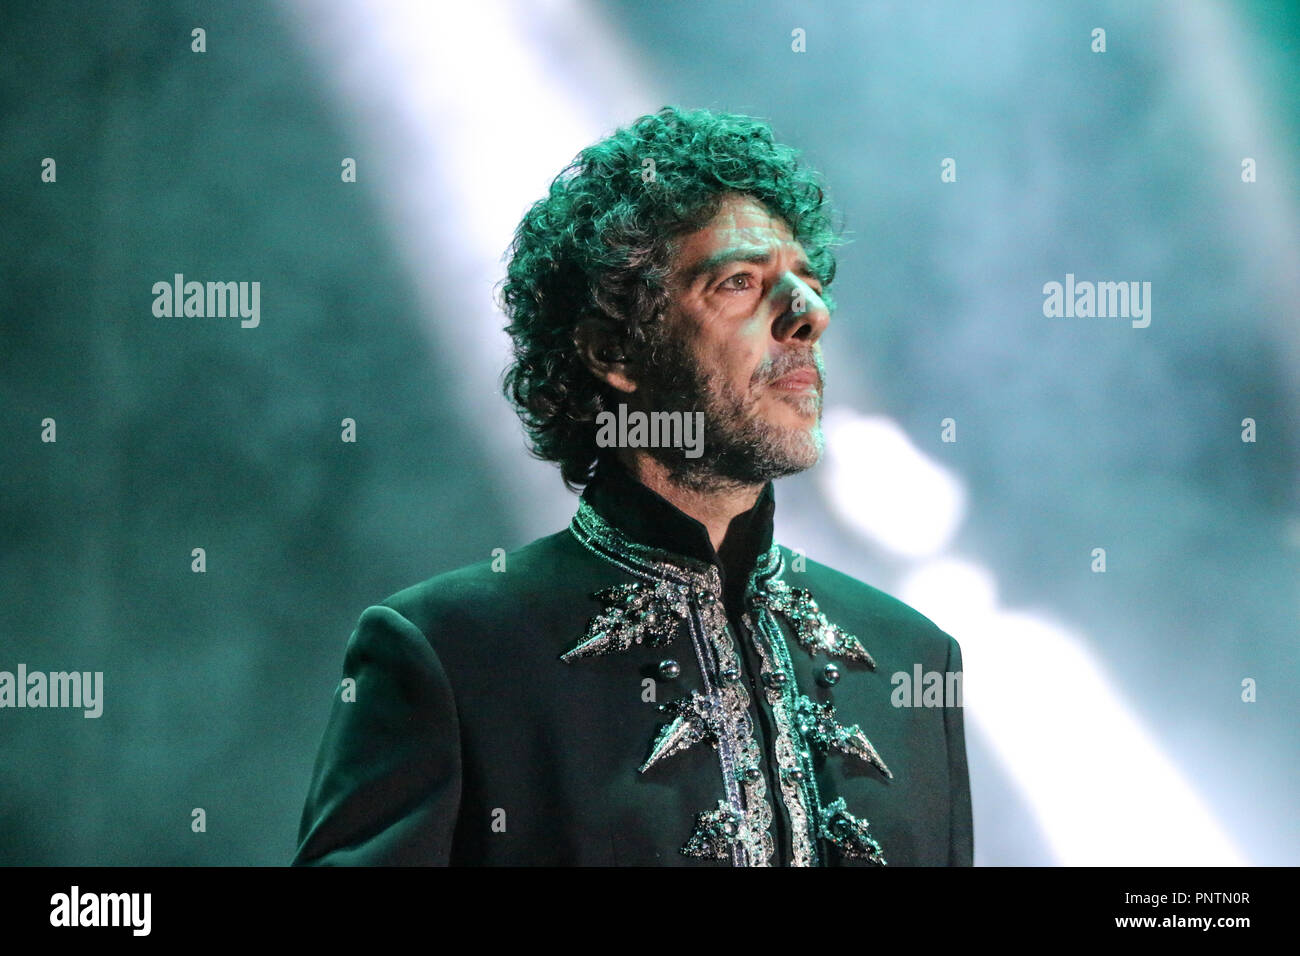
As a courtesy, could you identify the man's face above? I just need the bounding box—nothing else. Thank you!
[637,193,832,490]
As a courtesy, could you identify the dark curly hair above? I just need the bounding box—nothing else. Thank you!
[498,105,844,491]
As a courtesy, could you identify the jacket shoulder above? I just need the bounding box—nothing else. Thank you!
[370,528,584,645]
[779,546,958,656]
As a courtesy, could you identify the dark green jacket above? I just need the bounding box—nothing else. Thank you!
[293,458,973,866]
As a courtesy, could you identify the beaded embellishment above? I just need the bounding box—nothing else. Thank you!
[565,498,890,866]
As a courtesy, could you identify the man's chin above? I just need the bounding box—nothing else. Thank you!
[765,401,824,445]
[741,424,826,482]
[785,432,825,474]
[765,390,822,423]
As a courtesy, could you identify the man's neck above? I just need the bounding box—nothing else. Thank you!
[618,450,762,553]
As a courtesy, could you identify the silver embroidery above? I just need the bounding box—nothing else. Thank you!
[561,579,692,661]
[681,800,744,860]
[744,606,820,866]
[794,695,893,778]
[568,500,773,866]
[695,586,774,865]
[565,497,888,867]
[819,797,888,865]
[639,691,719,773]
[751,579,877,668]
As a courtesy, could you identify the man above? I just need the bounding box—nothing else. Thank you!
[293,105,973,866]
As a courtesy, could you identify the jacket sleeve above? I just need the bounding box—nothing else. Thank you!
[944,633,974,865]
[292,604,462,865]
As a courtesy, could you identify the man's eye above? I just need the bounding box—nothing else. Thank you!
[720,273,753,291]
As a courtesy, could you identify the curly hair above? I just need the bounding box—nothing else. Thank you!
[498,105,844,491]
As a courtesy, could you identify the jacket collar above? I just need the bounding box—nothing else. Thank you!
[579,453,776,603]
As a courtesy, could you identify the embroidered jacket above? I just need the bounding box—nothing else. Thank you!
[293,456,973,866]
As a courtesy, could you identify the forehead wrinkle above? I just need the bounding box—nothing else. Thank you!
[672,196,800,286]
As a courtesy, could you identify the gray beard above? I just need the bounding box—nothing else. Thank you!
[634,331,825,493]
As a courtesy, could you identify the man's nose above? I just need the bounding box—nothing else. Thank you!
[771,275,830,344]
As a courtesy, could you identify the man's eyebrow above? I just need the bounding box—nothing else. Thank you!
[681,247,822,286]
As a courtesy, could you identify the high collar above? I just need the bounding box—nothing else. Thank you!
[580,454,776,603]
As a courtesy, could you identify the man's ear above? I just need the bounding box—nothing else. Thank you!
[574,319,637,394]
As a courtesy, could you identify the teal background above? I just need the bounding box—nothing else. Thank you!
[1,0,1296,865]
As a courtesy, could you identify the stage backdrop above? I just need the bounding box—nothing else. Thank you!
[1,0,1296,866]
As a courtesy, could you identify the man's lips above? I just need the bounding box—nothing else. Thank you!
[769,368,821,392]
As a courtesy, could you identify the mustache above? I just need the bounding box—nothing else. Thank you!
[754,349,824,387]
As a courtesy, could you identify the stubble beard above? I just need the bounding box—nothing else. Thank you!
[635,326,825,493]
